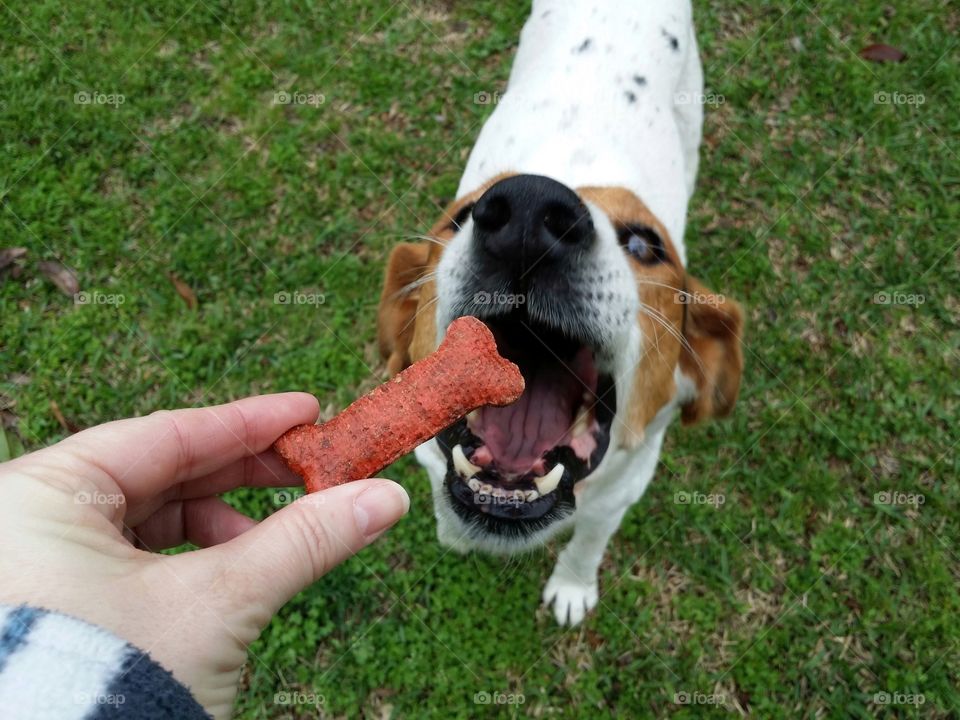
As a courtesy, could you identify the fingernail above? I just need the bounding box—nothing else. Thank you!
[353,481,410,538]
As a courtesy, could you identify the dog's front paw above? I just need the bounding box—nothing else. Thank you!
[542,572,598,626]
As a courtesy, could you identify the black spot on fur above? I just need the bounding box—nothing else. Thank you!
[633,74,647,87]
[625,91,636,104]
[576,38,592,53]
[662,28,679,51]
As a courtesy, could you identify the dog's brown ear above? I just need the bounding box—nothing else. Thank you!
[678,276,744,424]
[378,242,431,376]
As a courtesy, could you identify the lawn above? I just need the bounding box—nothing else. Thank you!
[1,0,958,717]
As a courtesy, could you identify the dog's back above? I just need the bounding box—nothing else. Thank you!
[460,0,703,261]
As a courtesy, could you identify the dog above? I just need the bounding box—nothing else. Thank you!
[377,0,743,625]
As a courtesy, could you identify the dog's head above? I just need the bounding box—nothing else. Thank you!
[378,174,742,551]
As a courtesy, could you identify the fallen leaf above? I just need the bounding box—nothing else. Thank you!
[859,43,906,62]
[50,400,81,434]
[0,247,27,272]
[38,260,80,295]
[168,272,198,309]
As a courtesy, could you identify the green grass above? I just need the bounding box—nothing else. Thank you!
[2,0,958,717]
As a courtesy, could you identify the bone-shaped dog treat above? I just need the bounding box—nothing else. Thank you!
[274,316,525,493]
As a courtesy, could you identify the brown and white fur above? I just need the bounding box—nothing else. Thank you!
[377,0,743,625]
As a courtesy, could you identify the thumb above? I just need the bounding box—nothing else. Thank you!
[215,479,409,615]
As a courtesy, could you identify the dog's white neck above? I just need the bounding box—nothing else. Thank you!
[458,0,702,265]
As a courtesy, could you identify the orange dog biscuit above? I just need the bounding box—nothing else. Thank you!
[274,316,524,493]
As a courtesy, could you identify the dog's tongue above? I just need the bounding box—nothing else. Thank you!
[471,347,596,475]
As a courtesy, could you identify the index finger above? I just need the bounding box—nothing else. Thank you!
[57,393,319,501]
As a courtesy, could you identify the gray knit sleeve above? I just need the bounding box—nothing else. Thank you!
[0,604,212,720]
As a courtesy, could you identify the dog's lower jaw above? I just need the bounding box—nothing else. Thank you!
[416,426,668,625]
[432,499,472,555]
[416,443,471,554]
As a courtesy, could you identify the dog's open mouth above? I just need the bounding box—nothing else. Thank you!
[437,311,616,528]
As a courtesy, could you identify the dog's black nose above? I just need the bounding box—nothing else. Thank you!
[472,174,594,271]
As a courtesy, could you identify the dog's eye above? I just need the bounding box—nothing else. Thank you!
[449,203,475,231]
[618,225,666,264]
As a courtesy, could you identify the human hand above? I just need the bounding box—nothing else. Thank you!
[0,393,409,719]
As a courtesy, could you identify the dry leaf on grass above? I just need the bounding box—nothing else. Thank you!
[0,247,27,272]
[859,43,906,62]
[38,260,80,295]
[167,272,198,309]
[50,400,81,434]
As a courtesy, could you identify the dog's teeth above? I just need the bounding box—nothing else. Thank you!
[480,482,494,495]
[534,464,564,495]
[525,489,540,502]
[453,444,482,478]
[512,489,525,502]
[468,477,481,492]
[571,403,591,437]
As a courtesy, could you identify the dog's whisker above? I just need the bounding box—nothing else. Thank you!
[634,278,687,295]
[637,302,695,355]
[637,303,706,376]
[402,233,447,248]
[391,269,438,301]
[396,294,439,340]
